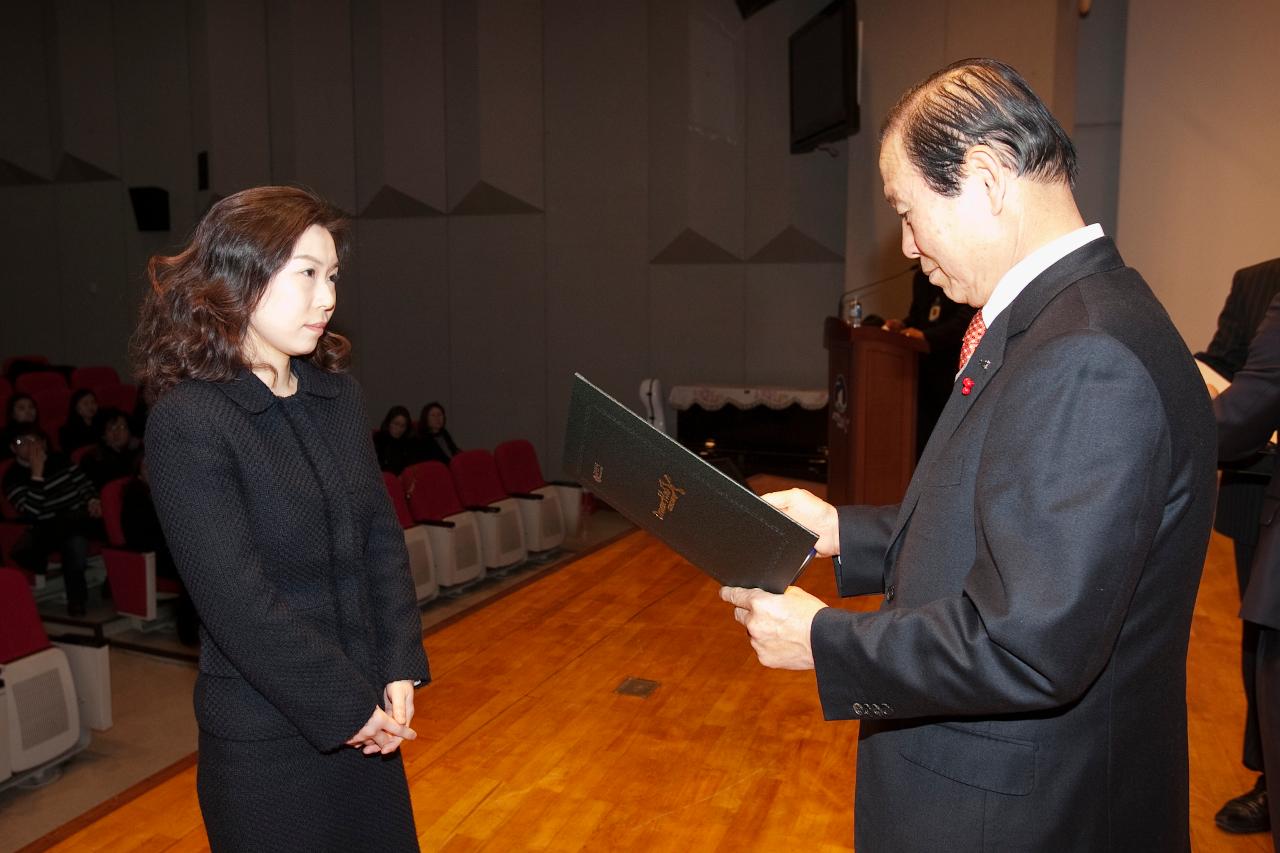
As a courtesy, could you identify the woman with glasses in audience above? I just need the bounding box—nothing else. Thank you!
[1,393,39,459]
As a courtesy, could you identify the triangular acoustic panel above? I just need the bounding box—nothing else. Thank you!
[650,228,740,264]
[748,225,843,263]
[55,153,117,183]
[0,158,50,186]
[360,185,445,219]
[449,181,542,215]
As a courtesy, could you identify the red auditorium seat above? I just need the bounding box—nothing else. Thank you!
[15,370,67,395]
[400,462,484,587]
[71,366,120,391]
[99,476,180,622]
[380,472,437,602]
[1,354,49,377]
[33,387,72,447]
[449,450,528,569]
[0,459,19,520]
[0,566,89,780]
[0,567,52,662]
[94,383,139,415]
[493,439,572,551]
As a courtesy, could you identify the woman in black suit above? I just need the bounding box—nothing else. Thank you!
[133,186,430,852]
[416,401,460,465]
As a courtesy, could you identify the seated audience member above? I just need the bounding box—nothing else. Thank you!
[81,408,143,489]
[883,267,978,457]
[418,401,461,464]
[122,457,199,645]
[1,393,39,459]
[2,423,101,616]
[59,389,100,453]
[374,405,420,474]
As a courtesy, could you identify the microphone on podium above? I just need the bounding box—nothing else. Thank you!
[836,263,920,326]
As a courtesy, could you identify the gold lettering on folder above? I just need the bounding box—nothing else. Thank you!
[653,474,686,520]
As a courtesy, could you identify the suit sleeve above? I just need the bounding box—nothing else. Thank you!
[811,332,1174,720]
[831,504,898,597]
[146,392,378,751]
[346,381,432,689]
[1215,294,1280,461]
[1198,267,1260,380]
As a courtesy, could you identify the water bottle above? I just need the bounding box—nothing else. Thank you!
[850,297,863,328]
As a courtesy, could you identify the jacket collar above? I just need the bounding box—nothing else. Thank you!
[1003,237,1125,339]
[881,237,1127,565]
[216,358,342,413]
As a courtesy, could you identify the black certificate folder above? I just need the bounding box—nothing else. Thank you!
[563,373,817,594]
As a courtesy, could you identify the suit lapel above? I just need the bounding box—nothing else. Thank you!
[885,310,1010,552]
[881,238,1128,561]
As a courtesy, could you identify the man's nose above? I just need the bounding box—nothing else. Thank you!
[901,224,919,259]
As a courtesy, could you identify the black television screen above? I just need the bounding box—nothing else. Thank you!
[789,0,859,153]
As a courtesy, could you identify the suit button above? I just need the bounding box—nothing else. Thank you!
[884,585,895,602]
[852,703,864,716]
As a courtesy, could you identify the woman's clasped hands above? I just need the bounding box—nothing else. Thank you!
[346,680,417,756]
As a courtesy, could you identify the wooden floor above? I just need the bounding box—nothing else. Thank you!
[28,482,1277,851]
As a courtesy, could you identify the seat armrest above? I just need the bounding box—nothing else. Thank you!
[466,505,501,514]
[420,519,457,529]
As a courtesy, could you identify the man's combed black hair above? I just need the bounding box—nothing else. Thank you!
[882,58,1078,197]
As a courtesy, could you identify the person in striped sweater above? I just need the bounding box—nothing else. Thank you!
[3,422,101,616]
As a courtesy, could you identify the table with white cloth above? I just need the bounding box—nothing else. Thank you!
[668,384,828,481]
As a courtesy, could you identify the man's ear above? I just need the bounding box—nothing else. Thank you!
[963,145,1009,216]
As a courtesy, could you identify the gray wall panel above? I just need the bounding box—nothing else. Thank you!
[195,0,272,196]
[744,265,840,388]
[649,265,745,389]
[448,216,547,454]
[0,2,53,178]
[0,188,60,357]
[54,0,121,176]
[543,0,650,472]
[54,183,131,368]
[348,219,450,420]
[352,0,446,213]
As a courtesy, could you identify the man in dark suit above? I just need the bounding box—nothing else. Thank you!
[1196,258,1280,833]
[1214,290,1280,850]
[722,58,1215,851]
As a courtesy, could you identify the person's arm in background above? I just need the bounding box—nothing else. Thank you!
[1216,294,1280,461]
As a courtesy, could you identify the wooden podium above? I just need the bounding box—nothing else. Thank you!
[824,317,928,506]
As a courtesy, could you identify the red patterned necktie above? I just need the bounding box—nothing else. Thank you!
[958,311,987,372]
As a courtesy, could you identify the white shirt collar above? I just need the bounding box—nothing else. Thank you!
[981,223,1105,326]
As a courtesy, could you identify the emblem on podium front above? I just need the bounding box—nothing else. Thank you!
[831,375,850,433]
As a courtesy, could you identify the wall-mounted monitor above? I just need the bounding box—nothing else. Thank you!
[789,0,860,153]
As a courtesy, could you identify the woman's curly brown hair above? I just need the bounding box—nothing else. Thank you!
[132,186,352,401]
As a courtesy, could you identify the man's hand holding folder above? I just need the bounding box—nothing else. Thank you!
[720,487,839,671]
